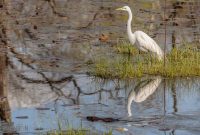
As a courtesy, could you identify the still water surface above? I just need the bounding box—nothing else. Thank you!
[9,75,200,135]
[0,0,200,134]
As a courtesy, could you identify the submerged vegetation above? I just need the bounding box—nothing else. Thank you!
[47,128,112,135]
[47,129,88,135]
[47,130,112,135]
[46,120,112,135]
[89,42,200,78]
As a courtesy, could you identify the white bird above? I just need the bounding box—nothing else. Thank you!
[127,77,162,116]
[116,6,164,60]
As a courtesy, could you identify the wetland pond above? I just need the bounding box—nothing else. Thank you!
[0,0,200,134]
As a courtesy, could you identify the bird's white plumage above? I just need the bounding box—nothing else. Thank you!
[117,6,164,60]
[134,31,164,60]
[127,77,162,116]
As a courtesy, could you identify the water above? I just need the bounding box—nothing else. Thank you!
[0,0,200,134]
[7,75,200,134]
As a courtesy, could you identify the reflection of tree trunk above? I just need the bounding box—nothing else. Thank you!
[167,1,187,49]
[170,3,178,49]
[172,31,176,48]
[171,129,175,135]
[0,8,16,131]
[171,79,177,113]
[0,54,10,123]
[163,79,166,115]
[189,3,198,43]
[150,1,161,30]
[0,0,11,123]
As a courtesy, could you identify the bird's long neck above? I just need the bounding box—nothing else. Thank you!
[127,9,133,37]
[127,9,136,44]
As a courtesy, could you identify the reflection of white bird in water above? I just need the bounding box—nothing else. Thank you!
[116,6,164,60]
[127,77,162,116]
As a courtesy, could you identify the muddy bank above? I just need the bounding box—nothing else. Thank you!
[2,0,200,54]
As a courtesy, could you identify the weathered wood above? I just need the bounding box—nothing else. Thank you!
[0,0,11,125]
[0,53,10,123]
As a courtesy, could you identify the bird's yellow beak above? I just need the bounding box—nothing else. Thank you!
[116,7,123,11]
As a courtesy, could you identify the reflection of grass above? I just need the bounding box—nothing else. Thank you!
[90,43,200,78]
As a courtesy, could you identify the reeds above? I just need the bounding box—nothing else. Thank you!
[89,42,200,78]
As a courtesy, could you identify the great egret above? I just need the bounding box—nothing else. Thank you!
[127,77,162,116]
[116,6,164,60]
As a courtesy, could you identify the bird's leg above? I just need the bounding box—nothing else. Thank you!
[152,53,158,63]
[128,53,131,62]
[139,50,146,54]
[147,52,152,65]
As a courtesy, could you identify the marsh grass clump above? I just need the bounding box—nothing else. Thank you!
[92,57,140,78]
[163,47,200,77]
[90,43,200,78]
[92,56,158,78]
[115,41,138,55]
